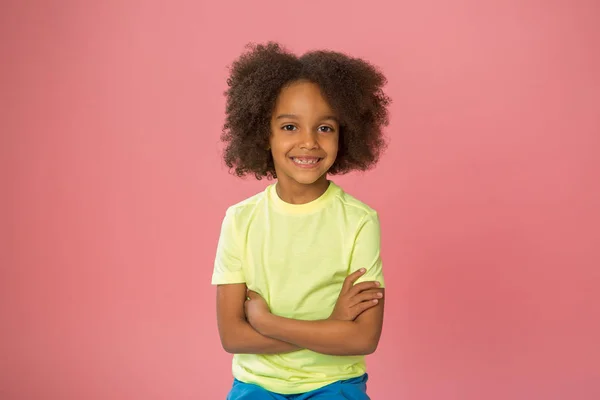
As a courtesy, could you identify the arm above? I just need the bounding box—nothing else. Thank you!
[216,283,300,354]
[214,210,381,355]
[245,212,386,356]
[219,271,382,354]
[248,291,384,356]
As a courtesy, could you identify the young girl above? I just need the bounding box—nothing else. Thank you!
[212,42,391,399]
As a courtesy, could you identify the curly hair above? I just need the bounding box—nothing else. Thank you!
[221,42,391,180]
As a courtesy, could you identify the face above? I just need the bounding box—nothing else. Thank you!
[269,80,339,188]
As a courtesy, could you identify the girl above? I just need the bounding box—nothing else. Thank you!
[212,42,391,399]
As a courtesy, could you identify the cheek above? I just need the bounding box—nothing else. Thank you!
[324,135,339,156]
[268,131,275,148]
[270,141,287,155]
[271,135,294,154]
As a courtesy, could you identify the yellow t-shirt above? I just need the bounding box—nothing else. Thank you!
[212,181,385,395]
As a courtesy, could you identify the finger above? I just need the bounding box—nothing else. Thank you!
[349,289,384,306]
[341,268,366,294]
[348,280,381,297]
[350,299,380,318]
[247,290,258,299]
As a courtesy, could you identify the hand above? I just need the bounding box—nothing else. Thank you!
[244,290,271,330]
[329,268,383,321]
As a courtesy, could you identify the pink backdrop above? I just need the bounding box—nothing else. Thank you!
[2,1,599,399]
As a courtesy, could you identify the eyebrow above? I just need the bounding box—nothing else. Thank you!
[275,114,339,122]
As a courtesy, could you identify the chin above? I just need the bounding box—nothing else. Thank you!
[290,172,329,185]
[293,178,323,185]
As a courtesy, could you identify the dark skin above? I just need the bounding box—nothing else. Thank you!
[221,42,391,181]
[268,80,339,204]
[217,80,385,356]
[217,270,383,355]
[245,276,385,356]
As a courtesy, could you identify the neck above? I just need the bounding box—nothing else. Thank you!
[276,176,330,205]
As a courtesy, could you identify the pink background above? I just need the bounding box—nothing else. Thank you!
[2,1,599,399]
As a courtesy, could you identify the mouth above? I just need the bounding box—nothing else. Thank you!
[290,156,323,169]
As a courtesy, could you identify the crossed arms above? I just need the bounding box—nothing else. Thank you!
[216,269,384,356]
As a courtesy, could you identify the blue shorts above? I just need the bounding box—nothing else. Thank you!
[226,374,370,400]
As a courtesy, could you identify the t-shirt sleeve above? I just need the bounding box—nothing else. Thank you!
[350,212,385,287]
[211,207,246,285]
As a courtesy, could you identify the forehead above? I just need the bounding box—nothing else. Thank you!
[273,80,335,116]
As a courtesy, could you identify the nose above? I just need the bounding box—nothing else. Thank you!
[299,129,319,150]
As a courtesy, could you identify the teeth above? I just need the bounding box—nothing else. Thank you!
[293,157,319,165]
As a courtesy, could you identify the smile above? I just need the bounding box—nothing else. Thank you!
[290,157,323,168]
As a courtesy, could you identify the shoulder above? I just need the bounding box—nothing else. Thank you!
[330,182,379,222]
[223,185,271,221]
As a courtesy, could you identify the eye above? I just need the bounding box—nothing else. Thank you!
[318,126,335,133]
[281,124,297,131]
